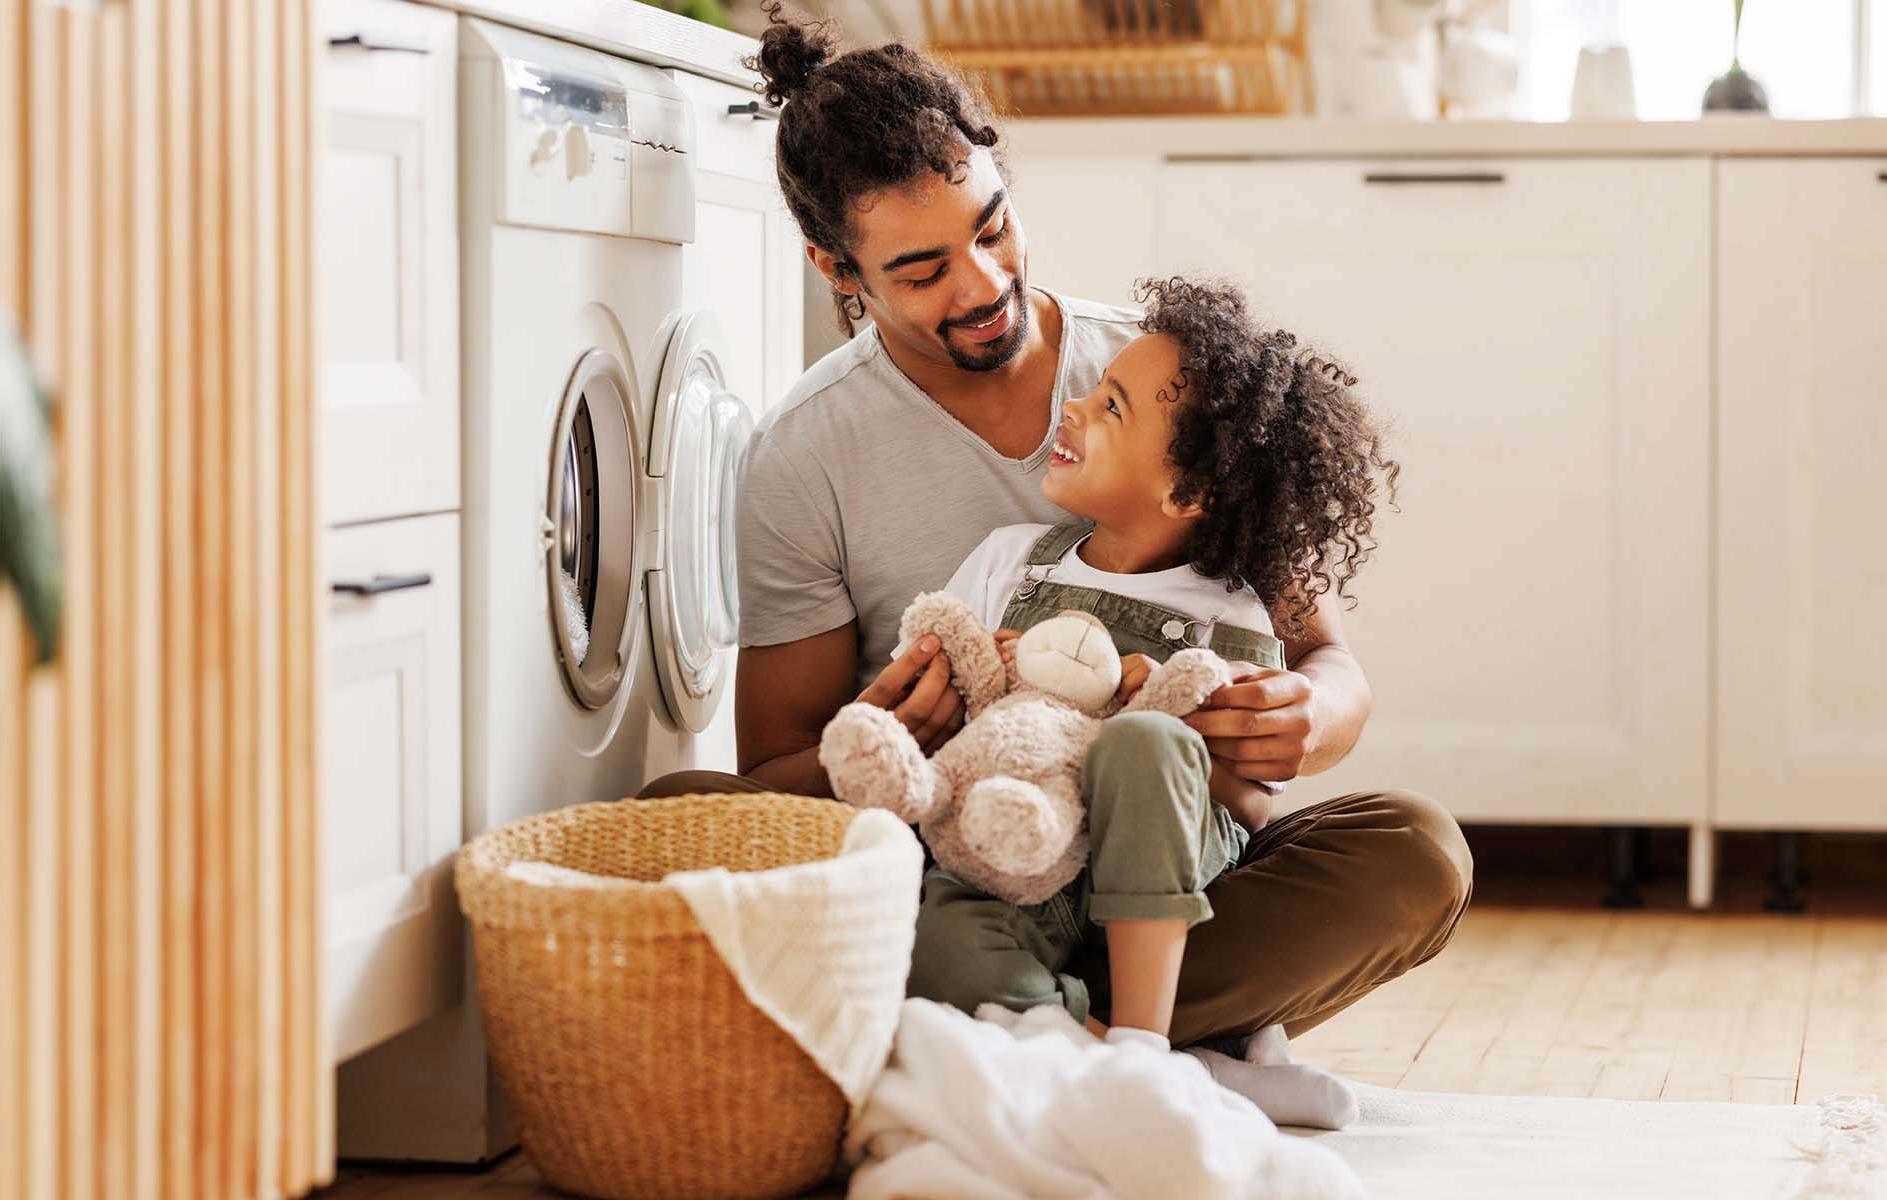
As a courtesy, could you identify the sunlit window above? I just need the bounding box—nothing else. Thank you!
[1512,0,1879,120]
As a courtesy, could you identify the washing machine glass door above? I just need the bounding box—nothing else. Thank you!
[546,348,643,711]
[649,312,752,732]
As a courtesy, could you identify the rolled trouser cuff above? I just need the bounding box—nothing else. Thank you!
[1089,889,1214,928]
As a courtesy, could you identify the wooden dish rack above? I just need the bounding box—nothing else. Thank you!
[922,0,1311,117]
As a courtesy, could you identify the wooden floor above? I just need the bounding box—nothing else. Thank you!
[313,828,1887,1198]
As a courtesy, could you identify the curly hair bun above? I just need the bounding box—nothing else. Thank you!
[752,4,836,107]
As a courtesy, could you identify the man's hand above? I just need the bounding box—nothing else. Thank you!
[856,635,964,754]
[1115,653,1156,704]
[1183,664,1316,784]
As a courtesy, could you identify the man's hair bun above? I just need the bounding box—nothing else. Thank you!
[749,3,836,107]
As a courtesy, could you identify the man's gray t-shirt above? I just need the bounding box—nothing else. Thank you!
[738,291,1143,694]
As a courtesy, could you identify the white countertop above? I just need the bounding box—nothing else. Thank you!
[1004,115,1887,159]
[417,0,761,87]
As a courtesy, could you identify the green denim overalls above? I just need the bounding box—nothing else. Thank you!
[905,521,1285,1024]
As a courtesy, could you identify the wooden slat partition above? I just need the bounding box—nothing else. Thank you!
[0,2,329,1198]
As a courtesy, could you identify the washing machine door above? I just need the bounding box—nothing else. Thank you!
[546,347,645,715]
[647,311,752,733]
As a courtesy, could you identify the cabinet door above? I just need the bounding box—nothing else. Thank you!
[1716,158,1887,831]
[324,513,463,1063]
[1158,159,1711,825]
[671,70,805,413]
[319,0,458,526]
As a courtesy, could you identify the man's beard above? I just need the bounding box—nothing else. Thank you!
[938,277,1029,373]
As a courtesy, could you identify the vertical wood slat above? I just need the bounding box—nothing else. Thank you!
[193,0,231,1193]
[248,0,284,1192]
[160,0,200,1194]
[20,11,63,1200]
[20,5,62,1199]
[59,10,99,1198]
[279,0,329,1185]
[0,3,24,1196]
[95,5,133,1197]
[129,0,166,1193]
[225,0,260,1188]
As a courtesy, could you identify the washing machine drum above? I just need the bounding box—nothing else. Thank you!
[547,349,643,714]
[649,312,752,733]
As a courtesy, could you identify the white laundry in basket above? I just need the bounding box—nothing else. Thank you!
[663,808,924,1108]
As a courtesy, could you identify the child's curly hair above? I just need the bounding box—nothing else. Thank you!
[1139,276,1399,638]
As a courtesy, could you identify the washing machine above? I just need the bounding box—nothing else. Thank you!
[459,18,752,839]
[333,16,759,1163]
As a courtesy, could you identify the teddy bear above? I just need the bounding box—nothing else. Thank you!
[818,591,1233,906]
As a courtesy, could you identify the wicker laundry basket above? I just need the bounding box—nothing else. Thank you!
[455,794,869,1200]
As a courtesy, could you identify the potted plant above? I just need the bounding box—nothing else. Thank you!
[1703,0,1769,112]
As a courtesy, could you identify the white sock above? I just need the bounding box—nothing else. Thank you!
[1104,1025,1171,1053]
[1183,1046,1360,1130]
[1244,1023,1294,1066]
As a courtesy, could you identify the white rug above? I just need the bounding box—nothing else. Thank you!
[1291,1085,1885,1200]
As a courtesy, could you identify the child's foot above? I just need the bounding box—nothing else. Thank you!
[1182,1025,1360,1130]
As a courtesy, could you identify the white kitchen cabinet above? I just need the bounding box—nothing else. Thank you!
[323,512,464,1064]
[1155,160,1713,842]
[671,70,806,413]
[1715,158,1887,833]
[319,0,459,526]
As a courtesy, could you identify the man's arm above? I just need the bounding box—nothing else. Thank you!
[736,621,964,795]
[1272,584,1372,776]
[1186,585,1373,829]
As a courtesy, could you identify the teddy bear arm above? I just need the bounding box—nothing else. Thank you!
[1120,647,1233,718]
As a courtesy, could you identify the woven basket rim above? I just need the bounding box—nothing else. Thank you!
[454,793,859,932]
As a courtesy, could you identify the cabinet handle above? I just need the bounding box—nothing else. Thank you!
[727,100,781,121]
[1363,171,1506,186]
[1878,171,1887,182]
[332,572,433,596]
[328,33,429,54]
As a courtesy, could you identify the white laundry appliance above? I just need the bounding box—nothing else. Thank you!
[334,16,755,1162]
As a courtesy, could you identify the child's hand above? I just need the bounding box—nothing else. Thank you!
[995,628,1022,663]
[1116,654,1157,703]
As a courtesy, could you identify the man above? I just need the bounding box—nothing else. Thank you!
[642,9,1471,1084]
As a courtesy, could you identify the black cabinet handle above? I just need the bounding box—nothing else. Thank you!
[332,572,432,596]
[328,33,428,54]
[1363,171,1506,186]
[727,100,781,121]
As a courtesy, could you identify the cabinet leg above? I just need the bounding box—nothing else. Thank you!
[1687,824,1715,910]
[1602,826,1644,909]
[1764,832,1806,912]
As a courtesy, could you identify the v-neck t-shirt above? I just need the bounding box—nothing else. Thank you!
[737,290,1144,694]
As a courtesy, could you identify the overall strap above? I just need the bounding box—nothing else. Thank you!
[1025,520,1094,567]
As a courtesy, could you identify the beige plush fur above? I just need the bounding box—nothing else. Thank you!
[819,592,1233,906]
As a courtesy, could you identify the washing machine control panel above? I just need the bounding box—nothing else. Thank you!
[465,19,696,244]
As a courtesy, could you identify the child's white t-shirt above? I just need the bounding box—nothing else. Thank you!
[939,523,1277,646]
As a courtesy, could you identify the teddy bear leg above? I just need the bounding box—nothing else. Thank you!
[958,774,1082,878]
[818,702,939,822]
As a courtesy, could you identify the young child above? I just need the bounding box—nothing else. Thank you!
[905,276,1397,1129]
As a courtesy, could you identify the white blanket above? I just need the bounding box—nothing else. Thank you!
[665,808,924,1109]
[845,999,1367,1199]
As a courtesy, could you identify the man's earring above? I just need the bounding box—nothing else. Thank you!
[841,291,865,322]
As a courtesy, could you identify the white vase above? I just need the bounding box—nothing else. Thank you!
[1570,43,1637,119]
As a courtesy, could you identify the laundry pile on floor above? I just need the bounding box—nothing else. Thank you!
[843,998,1366,1199]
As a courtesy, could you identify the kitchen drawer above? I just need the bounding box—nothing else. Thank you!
[319,0,459,526]
[323,512,463,1063]
[671,69,780,184]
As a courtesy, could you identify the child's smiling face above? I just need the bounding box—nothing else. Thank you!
[1042,333,1198,532]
